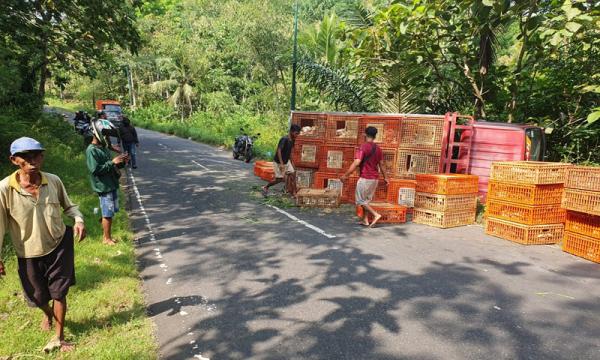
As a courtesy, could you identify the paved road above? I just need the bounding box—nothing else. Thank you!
[126,128,600,360]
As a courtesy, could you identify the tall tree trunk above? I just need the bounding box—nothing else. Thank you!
[508,1,537,123]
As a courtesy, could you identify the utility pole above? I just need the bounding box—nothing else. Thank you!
[290,0,299,112]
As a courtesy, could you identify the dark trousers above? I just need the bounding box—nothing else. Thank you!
[123,142,137,167]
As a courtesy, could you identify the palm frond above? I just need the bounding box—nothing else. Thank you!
[150,79,178,94]
[298,59,377,112]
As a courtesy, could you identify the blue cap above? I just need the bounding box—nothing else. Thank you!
[10,137,45,156]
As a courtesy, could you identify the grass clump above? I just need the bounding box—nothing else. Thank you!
[0,110,157,359]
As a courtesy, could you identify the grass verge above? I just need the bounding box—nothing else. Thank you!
[0,110,157,359]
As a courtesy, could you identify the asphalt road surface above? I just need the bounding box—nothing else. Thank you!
[126,127,600,360]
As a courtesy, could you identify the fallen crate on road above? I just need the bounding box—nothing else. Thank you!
[356,202,408,224]
[296,188,340,208]
[562,231,600,263]
[484,217,564,245]
[413,208,476,228]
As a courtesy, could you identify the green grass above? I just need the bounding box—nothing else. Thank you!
[0,111,157,359]
[45,97,95,115]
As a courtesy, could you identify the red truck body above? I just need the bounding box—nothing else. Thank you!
[456,121,546,202]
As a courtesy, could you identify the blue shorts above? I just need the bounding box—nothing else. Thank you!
[99,190,119,218]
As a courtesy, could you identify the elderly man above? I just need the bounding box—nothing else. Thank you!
[0,137,86,352]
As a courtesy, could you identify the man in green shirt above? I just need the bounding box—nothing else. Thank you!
[0,137,86,352]
[86,119,128,245]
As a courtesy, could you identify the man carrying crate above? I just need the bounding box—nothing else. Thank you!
[262,124,301,197]
[341,126,388,228]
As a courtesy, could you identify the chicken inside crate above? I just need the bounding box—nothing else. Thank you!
[326,115,359,143]
[291,112,326,139]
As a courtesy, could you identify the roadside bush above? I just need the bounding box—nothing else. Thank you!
[131,102,288,159]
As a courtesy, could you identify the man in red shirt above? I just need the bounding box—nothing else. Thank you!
[341,126,388,227]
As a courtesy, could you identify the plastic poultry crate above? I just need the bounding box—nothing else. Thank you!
[565,211,600,239]
[415,174,479,195]
[562,231,600,263]
[355,202,408,223]
[565,166,600,192]
[485,217,564,245]
[325,114,360,145]
[490,161,572,185]
[291,112,326,140]
[296,188,340,208]
[358,116,401,146]
[562,188,600,216]
[485,200,566,225]
[313,172,355,203]
[487,181,564,205]
[396,149,441,179]
[295,169,314,189]
[319,145,356,173]
[413,208,476,228]
[291,141,321,168]
[399,116,446,151]
[414,192,478,212]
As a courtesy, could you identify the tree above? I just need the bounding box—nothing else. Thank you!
[0,0,140,105]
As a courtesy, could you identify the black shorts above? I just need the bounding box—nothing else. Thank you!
[17,226,76,307]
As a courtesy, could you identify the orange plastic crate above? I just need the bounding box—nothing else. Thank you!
[565,166,600,192]
[487,181,564,205]
[562,188,600,216]
[291,140,321,168]
[398,116,446,151]
[413,208,476,228]
[563,231,600,263]
[381,147,398,175]
[415,174,479,195]
[319,145,356,173]
[490,161,571,185]
[414,192,478,212]
[295,168,314,189]
[387,179,417,207]
[258,168,275,182]
[358,116,401,146]
[355,202,407,223]
[314,172,355,202]
[565,211,600,239]
[325,114,360,145]
[485,217,564,245]
[486,200,566,225]
[291,112,326,140]
[253,161,272,177]
[396,149,441,179]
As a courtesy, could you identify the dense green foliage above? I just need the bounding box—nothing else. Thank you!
[0,0,140,108]
[2,0,598,163]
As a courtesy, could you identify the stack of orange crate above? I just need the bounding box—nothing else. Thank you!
[484,161,571,245]
[562,166,600,263]
[396,116,445,179]
[412,174,479,228]
[253,161,274,182]
[291,112,325,191]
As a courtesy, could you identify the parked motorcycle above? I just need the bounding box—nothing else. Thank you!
[233,127,260,163]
